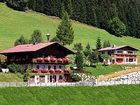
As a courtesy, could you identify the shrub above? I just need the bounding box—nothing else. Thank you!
[71,74,81,82]
[7,63,24,74]
[23,65,31,82]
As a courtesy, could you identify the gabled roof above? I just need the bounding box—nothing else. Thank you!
[0,42,74,54]
[99,45,139,52]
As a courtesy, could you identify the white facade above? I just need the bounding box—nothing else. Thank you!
[29,74,65,85]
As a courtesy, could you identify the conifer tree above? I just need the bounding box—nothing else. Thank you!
[60,3,65,18]
[83,43,91,58]
[29,30,42,44]
[74,43,84,70]
[75,50,84,70]
[63,0,73,16]
[14,35,28,46]
[23,65,31,82]
[56,11,74,45]
[103,40,111,48]
[96,37,102,50]
[88,50,98,65]
[73,43,83,51]
[110,3,118,18]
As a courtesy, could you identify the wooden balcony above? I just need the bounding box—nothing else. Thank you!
[112,54,137,58]
[7,56,71,64]
[32,57,71,64]
[32,68,70,74]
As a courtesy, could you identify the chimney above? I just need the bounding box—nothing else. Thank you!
[112,44,116,48]
[33,42,37,45]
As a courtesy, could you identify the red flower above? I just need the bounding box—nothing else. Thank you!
[32,69,38,73]
[41,69,48,73]
[36,57,43,63]
[55,69,61,73]
[50,57,57,62]
[49,69,55,73]
[57,58,63,63]
[63,57,70,63]
[44,57,49,62]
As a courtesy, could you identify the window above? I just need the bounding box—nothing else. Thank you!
[37,65,39,69]
[134,59,136,61]
[43,65,45,69]
[59,65,62,69]
[54,66,56,69]
[48,65,51,70]
[59,75,63,80]
[129,58,133,62]
[128,51,133,54]
[126,58,128,62]
[102,52,105,54]
[117,51,123,54]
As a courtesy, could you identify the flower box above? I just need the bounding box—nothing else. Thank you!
[49,69,55,73]
[32,58,37,63]
[32,69,39,73]
[44,57,50,62]
[50,57,57,62]
[36,57,43,63]
[63,57,70,63]
[55,69,62,73]
[57,58,63,63]
[41,69,48,73]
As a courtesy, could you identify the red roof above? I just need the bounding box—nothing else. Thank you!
[0,42,74,54]
[99,45,139,52]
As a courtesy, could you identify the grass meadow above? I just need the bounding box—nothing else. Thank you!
[0,3,140,52]
[0,85,140,105]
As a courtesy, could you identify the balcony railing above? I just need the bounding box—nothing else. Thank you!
[32,57,71,64]
[112,54,137,57]
[32,68,70,74]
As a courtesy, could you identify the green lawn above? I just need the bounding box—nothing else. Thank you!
[0,3,140,52]
[0,85,140,105]
[85,65,125,76]
[0,73,23,82]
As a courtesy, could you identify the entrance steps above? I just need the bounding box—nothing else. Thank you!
[97,67,140,82]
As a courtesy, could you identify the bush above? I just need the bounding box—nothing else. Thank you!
[7,63,24,74]
[71,74,81,82]
[106,17,126,37]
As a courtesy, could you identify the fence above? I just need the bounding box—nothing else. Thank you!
[96,79,140,86]
[1,79,140,88]
[0,82,28,87]
[96,71,140,86]
[0,81,96,88]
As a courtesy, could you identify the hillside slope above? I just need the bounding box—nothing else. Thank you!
[0,85,140,105]
[0,3,140,51]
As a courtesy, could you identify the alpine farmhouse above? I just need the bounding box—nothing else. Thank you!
[0,42,74,85]
[99,45,139,65]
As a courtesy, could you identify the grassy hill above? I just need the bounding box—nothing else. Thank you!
[0,3,140,51]
[0,85,140,105]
